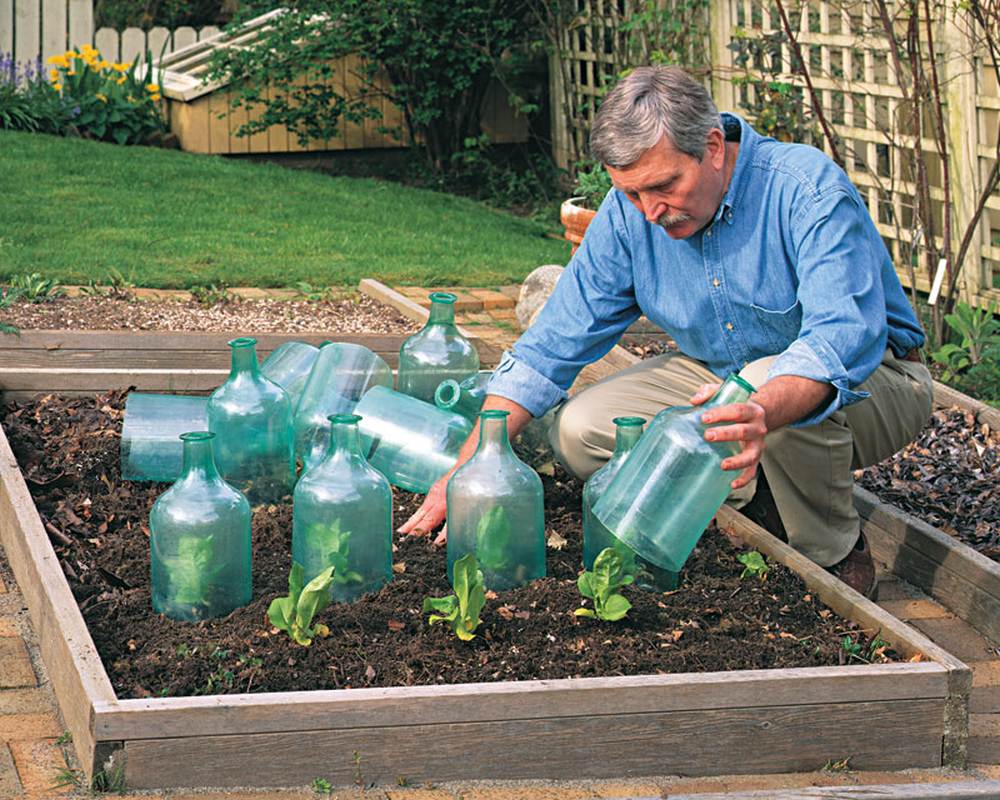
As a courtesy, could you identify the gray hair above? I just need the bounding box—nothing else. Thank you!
[589,66,722,166]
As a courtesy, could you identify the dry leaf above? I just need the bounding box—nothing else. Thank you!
[908,652,925,662]
[387,619,405,631]
[497,606,514,621]
[485,590,499,600]
[392,562,406,574]
[671,629,684,641]
[546,530,568,550]
[365,665,376,681]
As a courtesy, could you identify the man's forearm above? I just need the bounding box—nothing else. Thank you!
[450,394,535,468]
[751,375,834,431]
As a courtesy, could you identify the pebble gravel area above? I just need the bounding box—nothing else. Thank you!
[0,295,418,334]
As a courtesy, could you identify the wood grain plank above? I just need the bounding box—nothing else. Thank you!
[121,699,943,789]
[668,780,1000,799]
[0,424,117,781]
[857,486,1000,643]
[92,662,947,740]
[0,331,409,351]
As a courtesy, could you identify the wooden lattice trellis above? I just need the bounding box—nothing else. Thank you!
[551,0,1000,310]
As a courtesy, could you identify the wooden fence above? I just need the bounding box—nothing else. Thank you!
[551,0,1000,311]
[0,0,220,66]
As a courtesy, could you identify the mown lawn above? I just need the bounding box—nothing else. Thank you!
[0,131,570,288]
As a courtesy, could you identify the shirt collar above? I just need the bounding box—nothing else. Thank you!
[715,112,758,225]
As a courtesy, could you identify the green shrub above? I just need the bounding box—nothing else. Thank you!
[0,54,72,134]
[930,301,1000,406]
[572,160,614,211]
[46,44,165,145]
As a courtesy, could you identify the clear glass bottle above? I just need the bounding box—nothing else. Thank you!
[292,414,392,603]
[150,432,252,621]
[260,341,320,410]
[207,337,295,504]
[433,370,492,421]
[397,292,480,402]
[354,385,472,494]
[446,410,545,591]
[582,416,678,591]
[294,343,393,472]
[593,374,755,572]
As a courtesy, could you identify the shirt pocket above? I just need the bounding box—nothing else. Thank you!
[750,300,803,353]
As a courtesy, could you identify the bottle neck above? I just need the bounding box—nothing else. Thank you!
[427,300,456,326]
[328,421,364,459]
[229,344,260,378]
[613,424,644,455]
[476,415,513,456]
[704,374,754,408]
[180,438,221,480]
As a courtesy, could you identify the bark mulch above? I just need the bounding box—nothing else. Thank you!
[0,294,417,334]
[858,407,1000,558]
[2,392,897,700]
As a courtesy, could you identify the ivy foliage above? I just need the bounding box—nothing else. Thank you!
[205,0,541,172]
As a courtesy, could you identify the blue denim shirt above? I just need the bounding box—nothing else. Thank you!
[488,113,925,426]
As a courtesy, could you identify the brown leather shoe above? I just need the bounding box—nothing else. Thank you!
[828,532,878,600]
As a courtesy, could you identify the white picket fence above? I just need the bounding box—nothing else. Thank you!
[0,0,220,67]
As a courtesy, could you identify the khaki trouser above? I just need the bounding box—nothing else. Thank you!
[549,349,934,567]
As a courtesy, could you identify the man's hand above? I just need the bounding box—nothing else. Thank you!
[690,383,767,489]
[396,395,535,545]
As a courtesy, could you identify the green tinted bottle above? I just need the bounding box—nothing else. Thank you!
[397,292,480,402]
[446,410,545,591]
[207,337,295,504]
[433,370,492,421]
[583,417,678,591]
[593,374,755,572]
[150,432,252,621]
[292,414,392,603]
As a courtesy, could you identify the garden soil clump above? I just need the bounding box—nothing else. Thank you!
[858,407,999,558]
[4,392,894,699]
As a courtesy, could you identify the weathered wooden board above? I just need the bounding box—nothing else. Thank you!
[0,422,117,777]
[668,780,1000,799]
[119,699,943,789]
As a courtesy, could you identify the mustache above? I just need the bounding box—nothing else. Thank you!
[656,210,692,228]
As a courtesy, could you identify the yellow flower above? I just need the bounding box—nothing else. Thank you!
[95,92,107,103]
[113,63,129,73]
[116,75,127,85]
[150,93,161,102]
[67,69,76,76]
[98,59,111,71]
[64,50,78,59]
[49,69,59,81]
[81,44,98,56]
[127,95,135,103]
[145,84,160,93]
[46,54,68,67]
[52,82,62,91]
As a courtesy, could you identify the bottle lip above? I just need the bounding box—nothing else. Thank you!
[228,336,257,349]
[479,409,510,420]
[730,374,756,394]
[435,380,460,406]
[428,291,457,305]
[329,413,362,425]
[612,416,646,427]
[180,431,215,442]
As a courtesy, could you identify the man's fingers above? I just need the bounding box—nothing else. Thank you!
[433,524,448,547]
[730,464,759,489]
[689,382,721,406]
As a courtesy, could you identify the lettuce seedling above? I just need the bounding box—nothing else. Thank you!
[268,562,335,646]
[475,505,511,573]
[308,520,363,586]
[166,536,224,608]
[575,546,635,621]
[737,550,769,580]
[422,553,487,641]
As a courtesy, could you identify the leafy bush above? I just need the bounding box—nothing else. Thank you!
[575,547,635,621]
[930,301,1000,406]
[7,272,64,303]
[0,53,72,133]
[206,0,543,173]
[46,44,165,145]
[572,160,614,211]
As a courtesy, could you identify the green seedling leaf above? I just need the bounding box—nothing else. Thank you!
[475,505,511,573]
[165,536,224,608]
[423,553,486,641]
[737,550,769,580]
[575,547,634,622]
[309,520,364,585]
[268,563,334,646]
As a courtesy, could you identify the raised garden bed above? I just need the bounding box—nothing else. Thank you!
[0,349,970,791]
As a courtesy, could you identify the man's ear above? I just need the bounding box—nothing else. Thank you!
[705,127,726,169]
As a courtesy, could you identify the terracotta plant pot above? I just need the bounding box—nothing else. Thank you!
[560,196,597,255]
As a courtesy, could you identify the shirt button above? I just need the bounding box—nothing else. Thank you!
[713,278,721,287]
[726,210,734,222]
[705,230,712,238]
[726,322,734,331]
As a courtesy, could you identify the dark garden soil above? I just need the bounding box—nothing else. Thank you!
[3,392,896,700]
[858,407,1000,558]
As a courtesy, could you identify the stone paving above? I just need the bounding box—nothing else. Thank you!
[3,285,1000,797]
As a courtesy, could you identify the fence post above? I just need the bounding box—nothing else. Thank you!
[709,0,734,114]
[942,13,984,306]
[68,0,92,51]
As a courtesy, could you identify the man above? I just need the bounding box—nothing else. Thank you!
[400,65,932,599]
